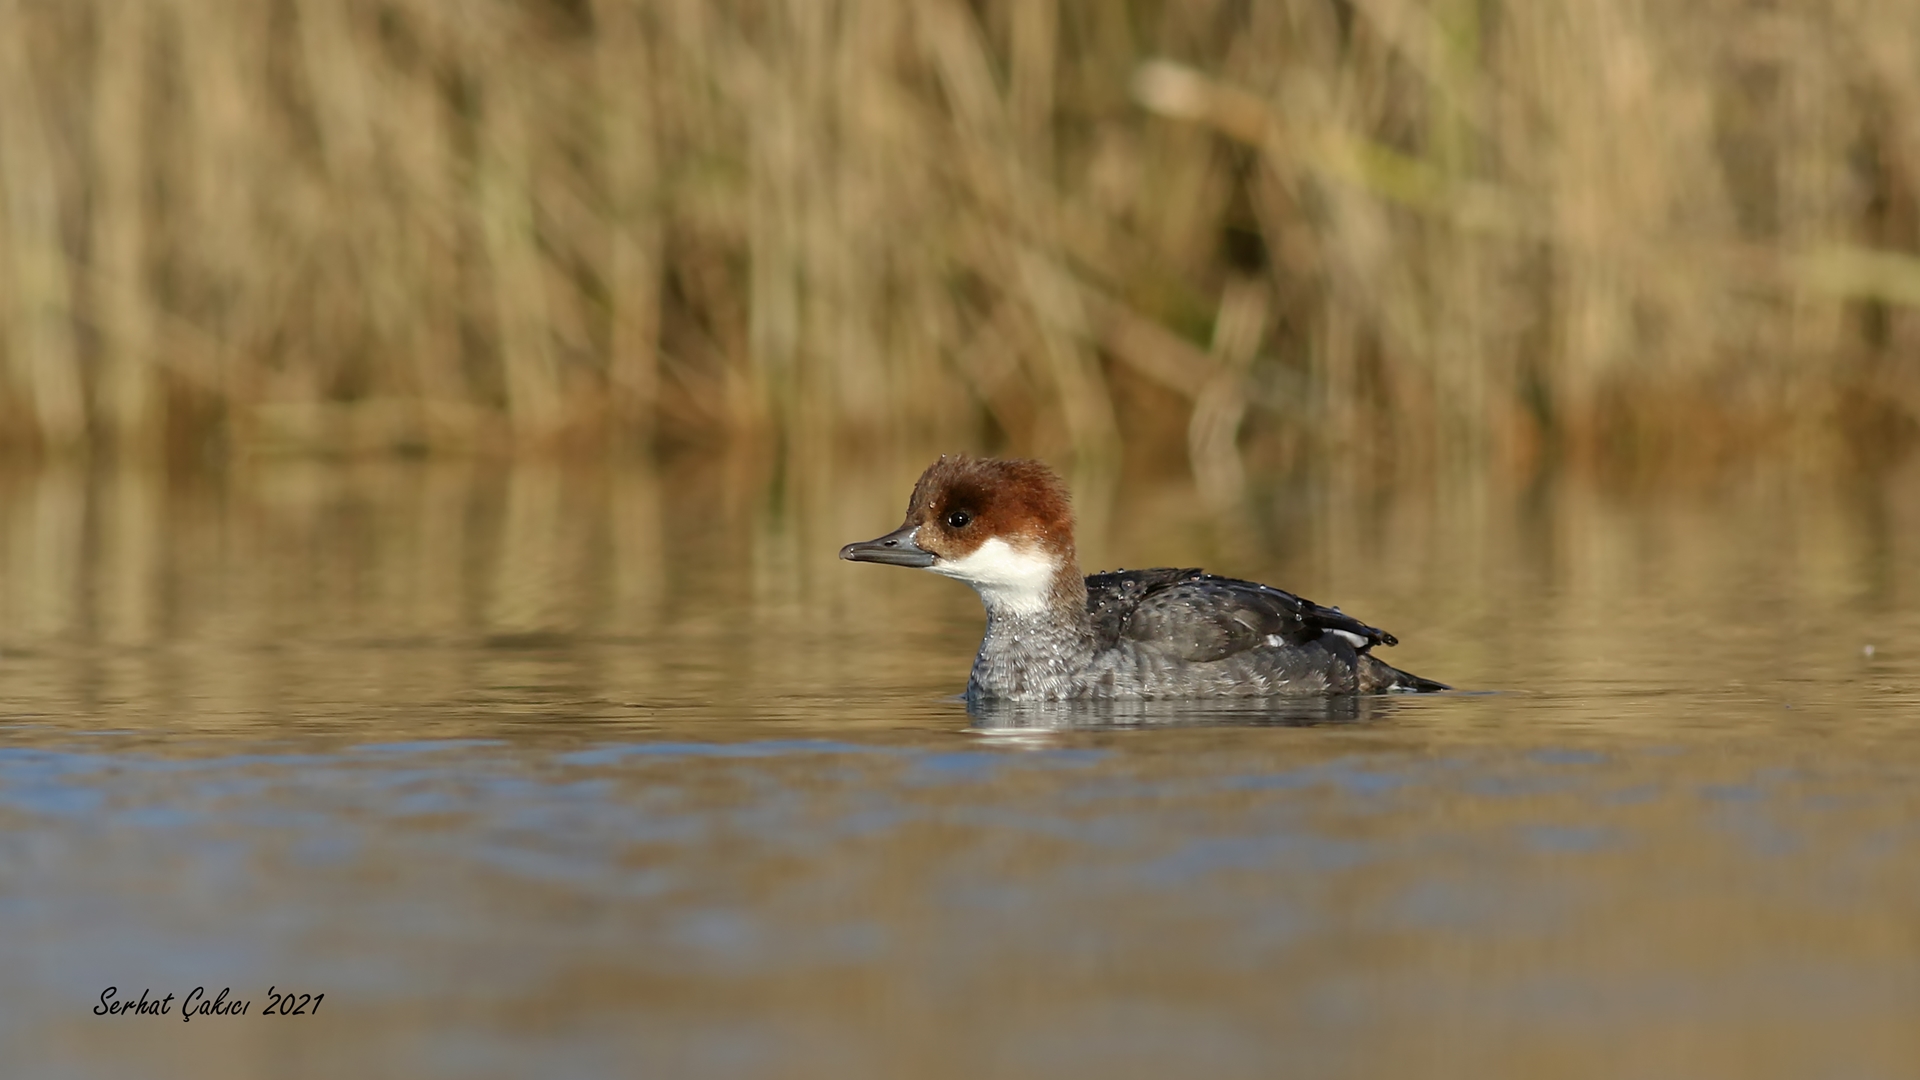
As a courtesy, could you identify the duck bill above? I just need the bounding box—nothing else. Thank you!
[839,524,936,568]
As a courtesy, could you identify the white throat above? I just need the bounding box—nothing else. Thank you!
[928,536,1058,617]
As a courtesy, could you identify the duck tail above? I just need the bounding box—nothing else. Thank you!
[1360,654,1450,693]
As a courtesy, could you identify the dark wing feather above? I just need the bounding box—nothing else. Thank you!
[1086,569,1397,663]
[1087,568,1206,649]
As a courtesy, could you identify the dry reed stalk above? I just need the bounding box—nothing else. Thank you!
[1189,275,1270,505]
[0,0,86,451]
[171,0,263,413]
[475,55,567,442]
[90,0,156,456]
[590,0,663,439]
[380,2,474,443]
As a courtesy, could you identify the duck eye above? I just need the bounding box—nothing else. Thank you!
[945,510,972,529]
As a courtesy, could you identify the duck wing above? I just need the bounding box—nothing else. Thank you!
[1087,568,1207,649]
[1086,569,1398,663]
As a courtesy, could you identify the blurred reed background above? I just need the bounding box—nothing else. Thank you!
[1,0,1918,477]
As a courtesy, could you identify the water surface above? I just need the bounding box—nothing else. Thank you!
[3,458,1918,1079]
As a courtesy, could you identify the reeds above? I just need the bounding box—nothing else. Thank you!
[1,0,1918,469]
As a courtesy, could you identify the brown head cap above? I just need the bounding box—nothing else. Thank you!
[903,455,1076,562]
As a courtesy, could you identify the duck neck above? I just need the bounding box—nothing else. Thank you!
[966,562,1094,702]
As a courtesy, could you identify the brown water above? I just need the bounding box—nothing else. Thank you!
[4,456,1920,1079]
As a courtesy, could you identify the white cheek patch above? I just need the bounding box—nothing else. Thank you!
[929,537,1058,615]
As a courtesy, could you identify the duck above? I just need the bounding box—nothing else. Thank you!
[840,455,1446,702]
[840,451,1443,699]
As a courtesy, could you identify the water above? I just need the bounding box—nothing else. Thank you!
[3,457,1919,1079]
